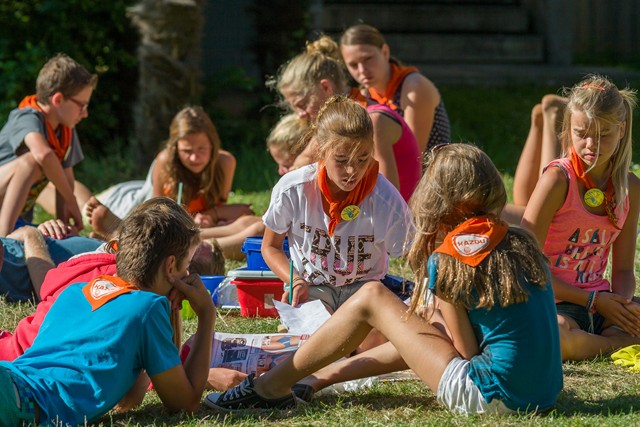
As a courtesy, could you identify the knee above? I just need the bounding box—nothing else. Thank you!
[349,281,388,310]
[531,103,543,124]
[14,153,42,180]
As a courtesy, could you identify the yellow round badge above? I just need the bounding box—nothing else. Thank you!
[584,188,604,207]
[341,205,360,221]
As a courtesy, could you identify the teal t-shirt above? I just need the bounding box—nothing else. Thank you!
[427,251,563,411]
[0,282,181,425]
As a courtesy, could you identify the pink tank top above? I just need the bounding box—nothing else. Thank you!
[366,104,421,201]
[543,158,629,294]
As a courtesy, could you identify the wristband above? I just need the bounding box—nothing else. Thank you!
[586,291,598,314]
[589,291,599,314]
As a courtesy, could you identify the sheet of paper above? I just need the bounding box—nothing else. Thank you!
[274,299,331,335]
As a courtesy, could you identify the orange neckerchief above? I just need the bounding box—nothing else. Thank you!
[367,63,418,111]
[350,87,367,107]
[435,215,508,267]
[163,184,208,214]
[19,95,72,162]
[569,148,620,229]
[317,160,379,237]
[82,275,139,311]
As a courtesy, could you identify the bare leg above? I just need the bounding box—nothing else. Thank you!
[84,196,121,240]
[512,103,544,206]
[200,216,265,260]
[0,154,42,237]
[252,282,458,399]
[512,95,567,207]
[538,95,567,175]
[558,314,640,361]
[36,180,93,217]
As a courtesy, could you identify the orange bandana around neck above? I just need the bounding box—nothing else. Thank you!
[19,95,72,162]
[569,148,620,229]
[435,215,509,267]
[82,275,139,311]
[367,63,418,111]
[317,160,379,237]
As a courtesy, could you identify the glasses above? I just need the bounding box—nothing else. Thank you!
[68,96,89,112]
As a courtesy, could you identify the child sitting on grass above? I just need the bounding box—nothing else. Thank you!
[205,143,562,415]
[522,75,640,361]
[0,197,214,425]
[0,53,97,237]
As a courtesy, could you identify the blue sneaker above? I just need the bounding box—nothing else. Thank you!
[204,373,296,412]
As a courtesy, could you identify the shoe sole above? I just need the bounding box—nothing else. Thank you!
[203,393,297,413]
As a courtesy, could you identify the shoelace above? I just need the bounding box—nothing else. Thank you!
[222,379,253,402]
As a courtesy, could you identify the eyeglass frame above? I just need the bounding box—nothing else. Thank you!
[67,96,90,112]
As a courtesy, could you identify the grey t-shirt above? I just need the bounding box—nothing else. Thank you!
[0,107,83,168]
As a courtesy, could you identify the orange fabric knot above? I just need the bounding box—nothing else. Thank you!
[317,160,379,237]
[367,63,418,111]
[18,95,72,162]
[435,215,509,267]
[82,275,139,311]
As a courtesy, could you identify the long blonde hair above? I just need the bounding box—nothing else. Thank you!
[267,36,350,110]
[560,74,637,200]
[407,144,548,314]
[163,106,226,206]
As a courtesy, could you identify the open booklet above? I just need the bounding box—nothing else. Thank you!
[182,332,310,377]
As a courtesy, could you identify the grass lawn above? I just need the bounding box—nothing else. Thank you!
[2,82,640,425]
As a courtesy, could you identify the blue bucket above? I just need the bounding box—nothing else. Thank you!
[201,275,226,305]
[241,236,289,270]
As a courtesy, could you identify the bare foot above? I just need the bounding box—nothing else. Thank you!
[541,94,568,134]
[84,196,121,240]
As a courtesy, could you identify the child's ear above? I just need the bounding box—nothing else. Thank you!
[50,92,64,107]
[164,255,177,278]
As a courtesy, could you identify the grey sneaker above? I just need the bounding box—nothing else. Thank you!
[204,373,296,412]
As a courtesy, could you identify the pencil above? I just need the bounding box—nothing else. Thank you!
[289,259,293,305]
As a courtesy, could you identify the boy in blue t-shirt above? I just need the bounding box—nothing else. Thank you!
[0,197,215,425]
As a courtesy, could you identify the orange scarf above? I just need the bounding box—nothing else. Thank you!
[569,148,620,229]
[367,63,418,111]
[82,275,139,311]
[19,95,72,162]
[317,160,379,237]
[435,215,508,267]
[163,184,208,214]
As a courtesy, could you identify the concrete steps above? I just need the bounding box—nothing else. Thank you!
[318,0,545,64]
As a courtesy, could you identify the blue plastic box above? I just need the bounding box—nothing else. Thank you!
[241,236,290,270]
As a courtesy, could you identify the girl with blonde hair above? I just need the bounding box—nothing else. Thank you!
[270,35,422,201]
[522,75,640,361]
[205,143,562,415]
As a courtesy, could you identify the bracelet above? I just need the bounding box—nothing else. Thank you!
[590,291,599,314]
[586,291,598,314]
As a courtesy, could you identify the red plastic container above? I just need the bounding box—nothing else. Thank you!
[232,278,284,318]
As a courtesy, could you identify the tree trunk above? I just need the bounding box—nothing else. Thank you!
[128,0,205,166]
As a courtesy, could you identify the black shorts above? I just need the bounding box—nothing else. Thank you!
[556,301,606,334]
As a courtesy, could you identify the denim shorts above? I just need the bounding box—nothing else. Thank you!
[556,301,606,334]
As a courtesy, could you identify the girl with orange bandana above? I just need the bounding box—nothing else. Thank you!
[522,75,640,361]
[88,106,263,259]
[270,36,422,201]
[205,143,562,415]
[340,24,451,155]
[0,53,97,237]
[261,96,413,313]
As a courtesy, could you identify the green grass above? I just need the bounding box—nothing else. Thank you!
[5,81,640,425]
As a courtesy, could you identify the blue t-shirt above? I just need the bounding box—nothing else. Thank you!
[427,251,562,411]
[0,282,181,425]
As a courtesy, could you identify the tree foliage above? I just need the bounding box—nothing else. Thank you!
[0,0,139,158]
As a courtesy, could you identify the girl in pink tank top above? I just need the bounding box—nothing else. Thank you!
[522,75,640,362]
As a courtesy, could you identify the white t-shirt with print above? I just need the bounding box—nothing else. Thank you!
[262,163,414,287]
